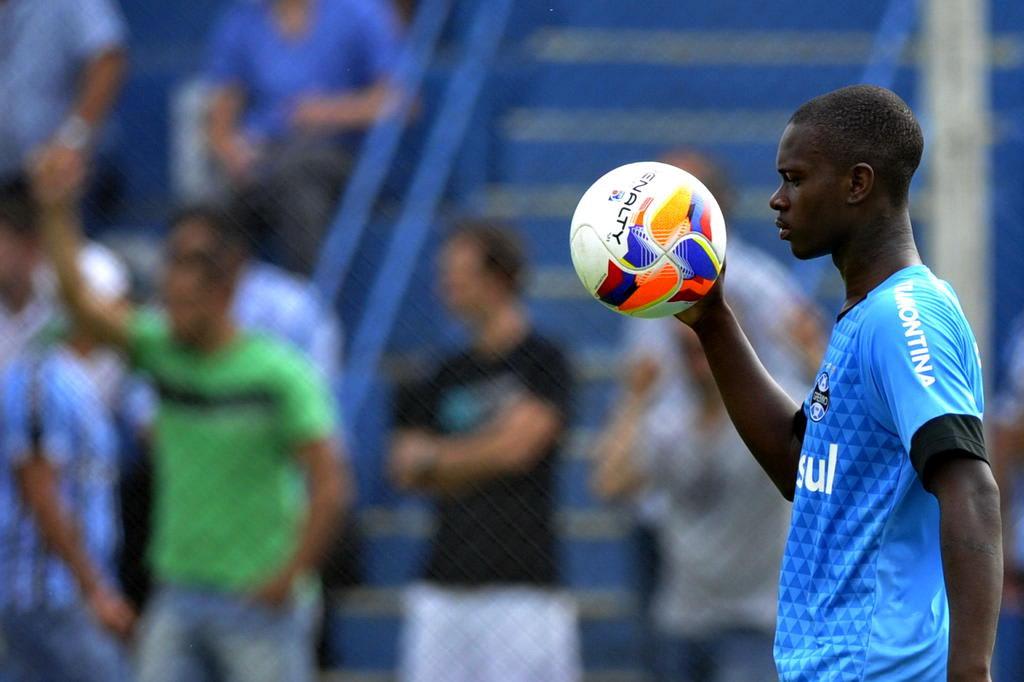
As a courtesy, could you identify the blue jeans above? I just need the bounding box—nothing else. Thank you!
[655,628,778,682]
[0,604,131,682]
[136,585,317,682]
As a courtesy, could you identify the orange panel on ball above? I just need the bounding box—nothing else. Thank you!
[669,274,715,302]
[649,187,692,248]
[619,261,680,312]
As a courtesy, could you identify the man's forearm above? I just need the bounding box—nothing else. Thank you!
[33,190,130,347]
[592,392,649,500]
[283,449,347,578]
[38,204,87,312]
[689,303,802,498]
[19,465,103,596]
[420,433,522,494]
[316,82,394,130]
[72,49,127,130]
[207,87,244,149]
[935,459,1002,680]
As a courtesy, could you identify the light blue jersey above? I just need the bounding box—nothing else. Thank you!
[776,265,985,680]
[0,348,120,611]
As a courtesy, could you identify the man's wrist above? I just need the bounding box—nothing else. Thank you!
[277,559,305,585]
[690,300,733,338]
[411,443,441,483]
[77,570,103,598]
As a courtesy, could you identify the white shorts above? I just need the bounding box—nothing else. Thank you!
[398,583,582,682]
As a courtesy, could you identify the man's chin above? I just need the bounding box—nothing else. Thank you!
[789,241,828,261]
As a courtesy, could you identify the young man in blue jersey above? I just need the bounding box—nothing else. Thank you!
[675,85,1002,681]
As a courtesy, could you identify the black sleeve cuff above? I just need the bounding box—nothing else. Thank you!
[793,407,808,442]
[909,413,987,479]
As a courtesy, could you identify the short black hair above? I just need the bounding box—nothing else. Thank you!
[790,85,924,203]
[166,202,250,283]
[448,219,527,295]
[0,176,36,237]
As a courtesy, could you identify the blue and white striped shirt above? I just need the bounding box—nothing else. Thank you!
[0,348,120,611]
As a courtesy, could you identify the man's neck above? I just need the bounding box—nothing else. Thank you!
[192,319,239,355]
[472,301,528,357]
[834,208,921,315]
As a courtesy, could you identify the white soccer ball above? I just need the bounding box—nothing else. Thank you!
[569,161,728,318]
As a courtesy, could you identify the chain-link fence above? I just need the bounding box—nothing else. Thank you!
[2,0,1024,681]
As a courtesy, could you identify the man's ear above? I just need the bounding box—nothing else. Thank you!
[848,163,875,205]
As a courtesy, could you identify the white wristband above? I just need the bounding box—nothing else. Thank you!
[55,115,93,152]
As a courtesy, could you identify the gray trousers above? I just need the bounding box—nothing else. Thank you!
[242,136,352,276]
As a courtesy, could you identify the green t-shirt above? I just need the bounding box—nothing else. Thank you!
[128,312,335,592]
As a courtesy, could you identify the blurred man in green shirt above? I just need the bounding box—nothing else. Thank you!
[31,158,348,682]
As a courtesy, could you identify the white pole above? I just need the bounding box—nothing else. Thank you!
[923,0,992,372]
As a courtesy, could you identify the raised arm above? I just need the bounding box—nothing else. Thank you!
[925,457,1002,682]
[30,158,132,349]
[676,279,804,499]
[206,85,259,183]
[290,81,398,134]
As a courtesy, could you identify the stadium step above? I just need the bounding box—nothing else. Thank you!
[491,127,778,184]
[324,586,643,672]
[357,505,637,586]
[518,26,1022,70]
[324,673,648,682]
[510,0,897,32]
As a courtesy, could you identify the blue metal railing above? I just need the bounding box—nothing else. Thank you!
[312,0,453,303]
[341,0,515,421]
[862,0,919,88]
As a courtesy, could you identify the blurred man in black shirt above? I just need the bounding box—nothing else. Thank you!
[390,222,580,682]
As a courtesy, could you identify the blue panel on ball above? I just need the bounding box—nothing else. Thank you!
[675,236,718,280]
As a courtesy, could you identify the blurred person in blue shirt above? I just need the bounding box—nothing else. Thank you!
[0,0,127,228]
[204,0,401,274]
[993,315,1024,682]
[0,184,135,681]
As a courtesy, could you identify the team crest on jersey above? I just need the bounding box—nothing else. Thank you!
[810,370,831,422]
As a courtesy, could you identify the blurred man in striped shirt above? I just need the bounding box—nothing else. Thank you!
[0,183,135,680]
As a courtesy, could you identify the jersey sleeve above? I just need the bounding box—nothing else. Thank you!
[277,351,336,448]
[861,289,986,477]
[68,0,127,59]
[1,362,73,469]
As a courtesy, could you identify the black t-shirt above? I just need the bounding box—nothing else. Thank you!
[395,333,571,586]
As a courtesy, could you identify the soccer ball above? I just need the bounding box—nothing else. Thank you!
[569,161,727,318]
